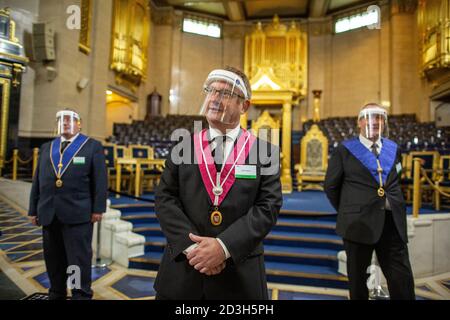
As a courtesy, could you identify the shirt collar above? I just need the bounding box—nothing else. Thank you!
[359,134,381,149]
[209,124,241,142]
[61,132,80,143]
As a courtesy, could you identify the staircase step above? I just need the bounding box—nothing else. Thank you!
[134,224,163,238]
[144,236,165,252]
[136,243,339,268]
[274,217,336,235]
[265,231,343,250]
[129,252,347,289]
[264,245,338,267]
[111,204,155,213]
[132,219,337,235]
[139,230,343,251]
[265,261,348,289]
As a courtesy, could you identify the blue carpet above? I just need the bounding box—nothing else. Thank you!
[265,261,342,275]
[268,230,341,241]
[33,267,111,290]
[277,217,336,226]
[144,235,166,244]
[281,191,336,212]
[111,191,450,215]
[111,275,156,299]
[0,243,19,251]
[406,205,448,215]
[6,252,29,262]
[278,290,347,300]
[264,245,339,257]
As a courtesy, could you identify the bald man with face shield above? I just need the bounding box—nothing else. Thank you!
[28,109,107,300]
[324,103,415,300]
[154,67,282,299]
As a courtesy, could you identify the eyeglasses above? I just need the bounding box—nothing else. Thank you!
[204,86,245,100]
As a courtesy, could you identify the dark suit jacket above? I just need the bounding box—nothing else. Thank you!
[154,130,282,299]
[28,136,108,226]
[324,139,408,245]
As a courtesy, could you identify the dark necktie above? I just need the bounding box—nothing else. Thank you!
[211,136,227,172]
[61,141,70,153]
[371,143,379,158]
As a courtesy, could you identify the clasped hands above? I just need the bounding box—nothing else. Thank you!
[186,233,226,276]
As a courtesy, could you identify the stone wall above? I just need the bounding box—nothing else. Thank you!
[2,1,436,143]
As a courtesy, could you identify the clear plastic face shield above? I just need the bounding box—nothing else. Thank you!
[358,106,389,140]
[55,110,81,137]
[199,69,250,125]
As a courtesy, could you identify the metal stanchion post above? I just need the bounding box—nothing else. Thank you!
[12,149,18,181]
[93,219,112,268]
[412,158,421,218]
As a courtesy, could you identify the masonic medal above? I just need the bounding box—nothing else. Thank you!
[210,209,223,226]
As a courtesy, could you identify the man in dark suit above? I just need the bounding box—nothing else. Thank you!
[28,108,107,300]
[324,103,415,300]
[154,67,282,299]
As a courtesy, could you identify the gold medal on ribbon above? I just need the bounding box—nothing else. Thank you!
[377,187,385,197]
[210,209,222,226]
[56,179,63,188]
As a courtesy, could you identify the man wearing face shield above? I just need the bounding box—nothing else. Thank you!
[28,108,107,300]
[324,103,415,300]
[155,67,282,299]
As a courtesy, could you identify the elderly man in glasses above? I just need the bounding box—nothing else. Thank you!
[154,67,282,300]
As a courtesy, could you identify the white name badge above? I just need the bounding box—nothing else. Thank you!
[396,162,402,174]
[73,156,85,165]
[235,165,256,179]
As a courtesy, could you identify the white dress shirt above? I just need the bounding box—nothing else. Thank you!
[183,125,241,260]
[61,132,80,144]
[359,134,391,210]
[208,124,241,165]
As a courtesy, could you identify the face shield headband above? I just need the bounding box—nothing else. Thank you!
[199,69,250,125]
[358,106,388,140]
[55,110,81,136]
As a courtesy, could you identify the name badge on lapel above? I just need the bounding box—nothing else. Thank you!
[73,156,85,165]
[235,165,256,179]
[396,162,402,174]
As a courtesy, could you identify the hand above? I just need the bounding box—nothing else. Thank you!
[186,233,226,272]
[91,213,102,223]
[30,216,39,226]
[204,261,226,276]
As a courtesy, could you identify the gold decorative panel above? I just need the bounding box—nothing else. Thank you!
[243,15,307,193]
[244,15,307,97]
[110,0,150,92]
[79,0,92,54]
[418,0,450,78]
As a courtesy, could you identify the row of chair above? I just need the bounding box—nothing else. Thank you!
[102,144,163,194]
[303,114,450,155]
[296,125,450,209]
